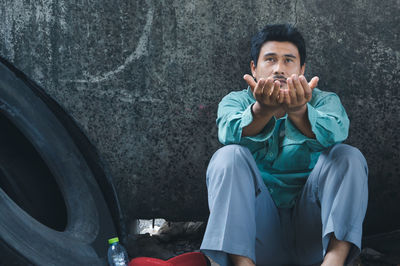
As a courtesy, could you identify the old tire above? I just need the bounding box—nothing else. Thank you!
[0,57,125,265]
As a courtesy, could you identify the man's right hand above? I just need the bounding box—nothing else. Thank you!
[242,74,284,137]
[243,74,284,112]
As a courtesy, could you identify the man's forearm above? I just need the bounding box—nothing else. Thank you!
[242,101,275,137]
[287,105,316,139]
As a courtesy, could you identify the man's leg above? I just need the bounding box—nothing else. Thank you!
[294,144,368,265]
[200,145,285,266]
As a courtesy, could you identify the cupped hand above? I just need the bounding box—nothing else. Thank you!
[283,74,319,113]
[243,74,285,111]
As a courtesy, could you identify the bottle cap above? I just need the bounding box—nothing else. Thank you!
[108,237,119,244]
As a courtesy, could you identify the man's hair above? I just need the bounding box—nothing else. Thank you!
[251,24,306,66]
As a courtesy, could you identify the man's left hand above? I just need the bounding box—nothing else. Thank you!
[283,74,319,114]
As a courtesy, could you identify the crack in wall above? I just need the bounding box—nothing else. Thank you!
[70,0,154,83]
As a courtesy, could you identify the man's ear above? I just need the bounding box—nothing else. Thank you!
[300,63,306,75]
[250,60,256,78]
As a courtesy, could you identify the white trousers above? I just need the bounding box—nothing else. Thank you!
[200,144,368,266]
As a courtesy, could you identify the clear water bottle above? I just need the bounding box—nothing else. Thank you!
[107,237,129,266]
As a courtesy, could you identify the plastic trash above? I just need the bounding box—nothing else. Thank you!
[108,237,129,266]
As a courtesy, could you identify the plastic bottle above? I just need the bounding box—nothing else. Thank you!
[107,237,129,266]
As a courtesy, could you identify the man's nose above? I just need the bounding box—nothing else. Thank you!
[273,61,285,75]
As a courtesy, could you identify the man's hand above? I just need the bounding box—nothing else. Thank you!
[283,74,319,114]
[284,74,319,139]
[242,74,283,137]
[242,73,319,138]
[244,74,285,113]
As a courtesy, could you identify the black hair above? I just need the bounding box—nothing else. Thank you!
[251,24,306,66]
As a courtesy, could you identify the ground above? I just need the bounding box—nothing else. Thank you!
[126,220,399,265]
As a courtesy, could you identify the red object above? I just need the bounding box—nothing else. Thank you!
[129,252,208,266]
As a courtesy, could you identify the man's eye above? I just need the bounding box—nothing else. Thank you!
[285,58,293,63]
[266,58,275,62]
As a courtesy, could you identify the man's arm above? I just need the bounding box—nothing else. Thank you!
[284,74,319,139]
[242,74,319,138]
[217,74,320,144]
[282,74,349,150]
[287,105,315,138]
[241,75,284,137]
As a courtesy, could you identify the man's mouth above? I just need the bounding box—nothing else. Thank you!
[274,79,287,86]
[273,76,287,84]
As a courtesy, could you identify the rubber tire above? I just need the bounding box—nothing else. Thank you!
[0,57,125,265]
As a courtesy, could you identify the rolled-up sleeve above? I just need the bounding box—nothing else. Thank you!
[217,92,276,145]
[285,91,349,151]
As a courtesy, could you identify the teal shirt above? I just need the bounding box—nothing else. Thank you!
[217,87,350,208]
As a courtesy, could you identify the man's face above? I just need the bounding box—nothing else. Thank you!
[251,41,305,90]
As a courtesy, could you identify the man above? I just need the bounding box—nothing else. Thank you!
[200,24,368,266]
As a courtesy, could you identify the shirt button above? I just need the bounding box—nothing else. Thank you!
[268,152,273,157]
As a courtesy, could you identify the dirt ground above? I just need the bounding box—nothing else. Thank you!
[126,221,399,265]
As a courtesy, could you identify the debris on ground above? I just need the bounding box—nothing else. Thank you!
[126,220,399,266]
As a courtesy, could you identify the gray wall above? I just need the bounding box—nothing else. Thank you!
[1,0,399,235]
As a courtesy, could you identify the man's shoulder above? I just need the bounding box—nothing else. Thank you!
[312,87,338,97]
[220,88,253,104]
[310,88,341,105]
[224,88,250,98]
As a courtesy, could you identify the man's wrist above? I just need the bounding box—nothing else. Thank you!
[252,101,278,117]
[287,104,307,118]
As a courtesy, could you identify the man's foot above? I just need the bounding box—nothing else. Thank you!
[229,254,255,266]
[322,234,351,266]
[204,255,220,266]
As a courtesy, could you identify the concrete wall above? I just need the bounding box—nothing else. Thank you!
[1,0,399,234]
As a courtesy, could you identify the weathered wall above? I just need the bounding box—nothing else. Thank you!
[1,0,399,235]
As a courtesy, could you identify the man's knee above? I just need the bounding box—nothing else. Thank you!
[321,144,368,186]
[206,144,253,184]
[328,144,367,170]
[209,144,251,168]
